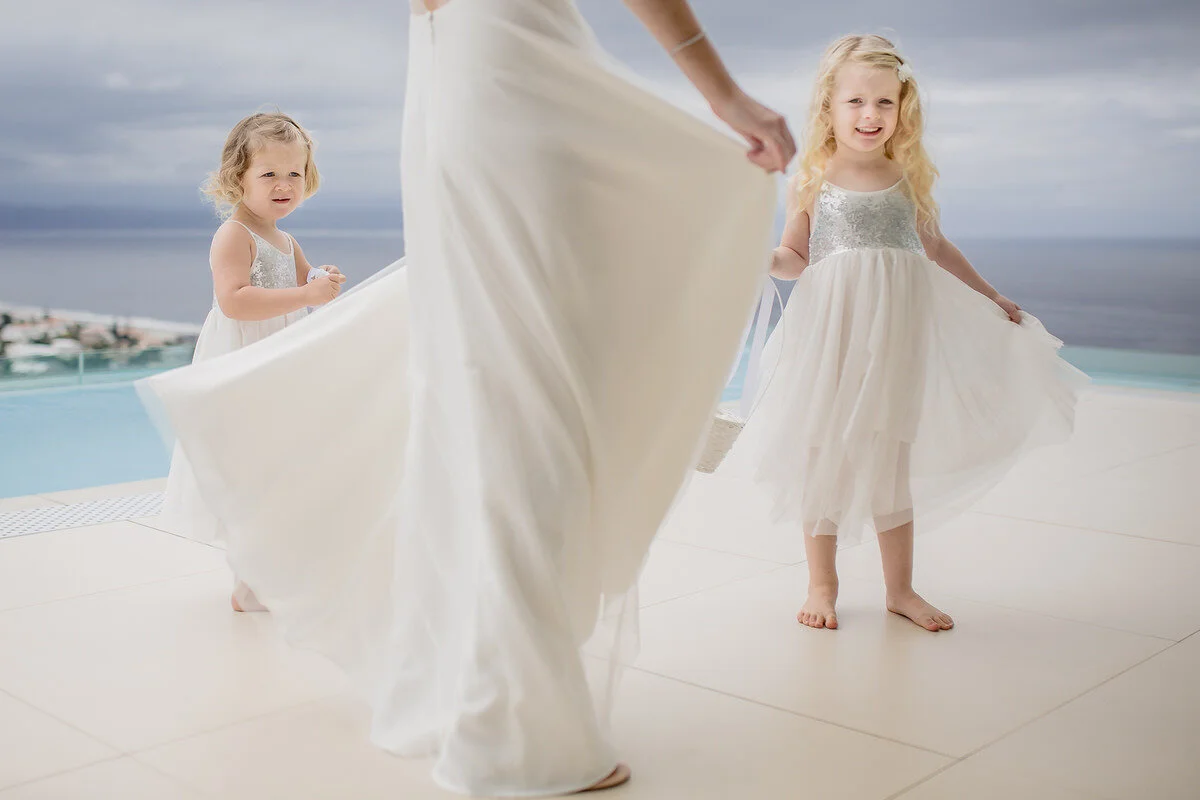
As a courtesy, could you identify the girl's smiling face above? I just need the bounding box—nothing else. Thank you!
[829,63,901,156]
[240,140,309,222]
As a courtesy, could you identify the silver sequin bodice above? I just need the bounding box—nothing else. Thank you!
[213,225,298,310]
[808,180,926,266]
[245,231,297,289]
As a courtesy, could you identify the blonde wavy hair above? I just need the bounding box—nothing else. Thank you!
[793,34,939,233]
[202,112,320,217]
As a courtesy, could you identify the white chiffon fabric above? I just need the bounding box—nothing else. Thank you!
[158,233,307,544]
[723,185,1088,545]
[139,0,774,795]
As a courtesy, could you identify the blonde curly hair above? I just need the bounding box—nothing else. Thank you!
[793,34,939,233]
[202,112,320,217]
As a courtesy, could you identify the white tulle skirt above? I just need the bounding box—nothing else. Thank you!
[158,305,306,544]
[722,247,1088,544]
[139,0,775,795]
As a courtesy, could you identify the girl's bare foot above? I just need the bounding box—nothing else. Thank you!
[230,582,268,613]
[797,584,838,629]
[576,763,631,793]
[886,591,952,631]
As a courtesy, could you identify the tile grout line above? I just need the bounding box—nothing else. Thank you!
[0,753,130,796]
[639,564,795,611]
[0,685,127,764]
[654,535,806,567]
[1059,439,1197,483]
[883,634,1191,800]
[0,568,227,615]
[879,759,966,800]
[971,509,1200,548]
[977,439,1200,514]
[128,517,225,550]
[125,693,343,762]
[626,665,958,761]
[124,755,219,799]
[652,536,801,567]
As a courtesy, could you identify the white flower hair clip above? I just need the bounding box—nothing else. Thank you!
[896,62,914,83]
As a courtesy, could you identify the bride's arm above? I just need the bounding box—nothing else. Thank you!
[620,1,734,106]
[621,0,795,172]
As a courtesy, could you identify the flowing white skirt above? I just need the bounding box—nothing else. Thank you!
[157,305,306,544]
[723,247,1088,544]
[139,0,775,795]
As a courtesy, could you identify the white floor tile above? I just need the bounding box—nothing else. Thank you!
[0,521,225,611]
[660,472,807,564]
[4,386,1197,798]
[140,671,951,800]
[609,669,949,800]
[975,395,1200,515]
[981,446,1200,546]
[137,696,447,800]
[836,513,1200,640]
[637,540,781,608]
[0,571,346,752]
[966,633,1200,800]
[0,758,210,800]
[0,496,61,513]
[895,756,1112,800]
[0,692,117,791]
[634,568,1168,757]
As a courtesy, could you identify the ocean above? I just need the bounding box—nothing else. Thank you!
[1,230,1198,355]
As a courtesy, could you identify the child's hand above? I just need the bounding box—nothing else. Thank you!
[319,265,345,279]
[306,273,344,306]
[993,294,1022,323]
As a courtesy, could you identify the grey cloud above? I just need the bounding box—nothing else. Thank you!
[1,0,1197,236]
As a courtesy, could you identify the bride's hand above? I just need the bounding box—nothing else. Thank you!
[992,294,1022,324]
[710,88,796,174]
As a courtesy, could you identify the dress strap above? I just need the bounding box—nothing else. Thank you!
[227,219,259,260]
[228,219,258,238]
[227,220,294,258]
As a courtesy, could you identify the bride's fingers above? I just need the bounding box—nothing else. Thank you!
[771,135,792,171]
[745,135,788,173]
[760,137,788,173]
[780,125,797,165]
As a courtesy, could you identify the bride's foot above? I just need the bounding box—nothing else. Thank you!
[230,582,268,613]
[797,584,838,629]
[576,763,631,793]
[886,590,953,631]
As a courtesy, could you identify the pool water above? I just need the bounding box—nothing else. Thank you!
[1,384,170,498]
[3,346,1199,499]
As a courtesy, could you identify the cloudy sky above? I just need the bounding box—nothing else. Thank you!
[2,0,1198,237]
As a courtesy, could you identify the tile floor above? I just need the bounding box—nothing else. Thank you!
[1,386,1197,799]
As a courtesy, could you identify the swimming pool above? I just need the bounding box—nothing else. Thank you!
[3,346,1199,499]
[1,383,170,498]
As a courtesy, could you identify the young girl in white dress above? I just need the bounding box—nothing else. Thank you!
[159,112,346,612]
[723,34,1087,632]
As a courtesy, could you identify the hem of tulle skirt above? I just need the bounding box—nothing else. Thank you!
[773,499,916,542]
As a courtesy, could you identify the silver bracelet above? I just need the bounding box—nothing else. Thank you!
[670,30,706,57]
